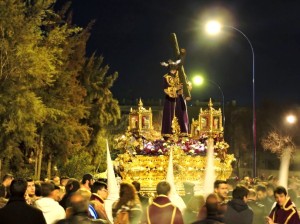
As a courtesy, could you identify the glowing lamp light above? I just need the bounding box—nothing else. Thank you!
[206,21,221,35]
[192,76,204,86]
[286,115,296,124]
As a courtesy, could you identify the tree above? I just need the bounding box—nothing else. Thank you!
[0,0,62,177]
[0,0,121,178]
[261,131,295,188]
[80,54,120,172]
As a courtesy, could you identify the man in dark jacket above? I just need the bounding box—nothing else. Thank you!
[224,185,253,224]
[0,178,46,224]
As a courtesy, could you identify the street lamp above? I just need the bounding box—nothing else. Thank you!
[205,20,256,177]
[286,114,297,124]
[192,75,225,128]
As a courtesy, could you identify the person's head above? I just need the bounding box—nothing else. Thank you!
[183,182,195,195]
[116,182,138,209]
[10,178,27,198]
[26,178,36,197]
[266,183,275,197]
[60,176,69,187]
[247,188,257,201]
[52,176,60,186]
[41,182,61,201]
[274,186,287,207]
[2,174,13,186]
[77,188,91,202]
[243,176,251,186]
[81,173,94,189]
[214,180,228,200]
[156,181,171,196]
[205,193,219,216]
[132,181,141,192]
[65,178,80,194]
[91,181,108,200]
[232,186,249,203]
[69,192,89,215]
[255,185,267,201]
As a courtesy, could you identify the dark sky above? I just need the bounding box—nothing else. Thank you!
[65,0,300,106]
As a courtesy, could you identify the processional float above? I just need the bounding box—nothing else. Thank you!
[113,34,235,194]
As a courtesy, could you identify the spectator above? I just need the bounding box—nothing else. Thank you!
[35,182,65,224]
[112,182,142,224]
[147,181,184,224]
[0,178,46,224]
[132,181,149,212]
[181,181,195,205]
[224,185,253,224]
[256,184,274,213]
[184,195,205,224]
[26,178,39,205]
[0,173,13,199]
[0,184,8,208]
[81,173,94,191]
[52,176,60,187]
[226,178,238,199]
[197,180,228,221]
[266,186,300,224]
[59,178,80,210]
[192,194,224,224]
[90,181,110,222]
[60,176,69,188]
[247,188,267,224]
[77,188,98,219]
[56,192,106,224]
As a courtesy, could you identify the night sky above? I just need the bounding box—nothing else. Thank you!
[65,0,300,106]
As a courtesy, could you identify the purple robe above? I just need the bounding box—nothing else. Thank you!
[269,197,300,224]
[161,73,189,136]
[147,195,184,224]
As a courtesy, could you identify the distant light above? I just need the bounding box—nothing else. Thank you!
[206,21,221,35]
[192,76,204,86]
[286,115,297,124]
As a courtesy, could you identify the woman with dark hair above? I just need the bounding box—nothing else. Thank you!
[59,178,80,210]
[112,182,142,224]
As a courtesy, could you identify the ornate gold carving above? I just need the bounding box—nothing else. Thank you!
[191,98,223,138]
[128,99,153,132]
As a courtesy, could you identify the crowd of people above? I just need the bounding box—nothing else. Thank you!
[0,173,300,224]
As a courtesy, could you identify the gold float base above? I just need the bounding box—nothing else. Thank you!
[115,146,235,194]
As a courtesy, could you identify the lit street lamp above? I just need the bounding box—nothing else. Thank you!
[286,114,297,124]
[192,75,225,128]
[205,20,257,177]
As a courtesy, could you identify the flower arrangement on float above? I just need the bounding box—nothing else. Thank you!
[114,131,229,157]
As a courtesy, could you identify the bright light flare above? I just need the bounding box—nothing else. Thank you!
[192,76,204,86]
[286,115,297,124]
[206,21,221,35]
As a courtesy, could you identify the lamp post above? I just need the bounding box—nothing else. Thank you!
[193,75,225,128]
[206,21,256,177]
